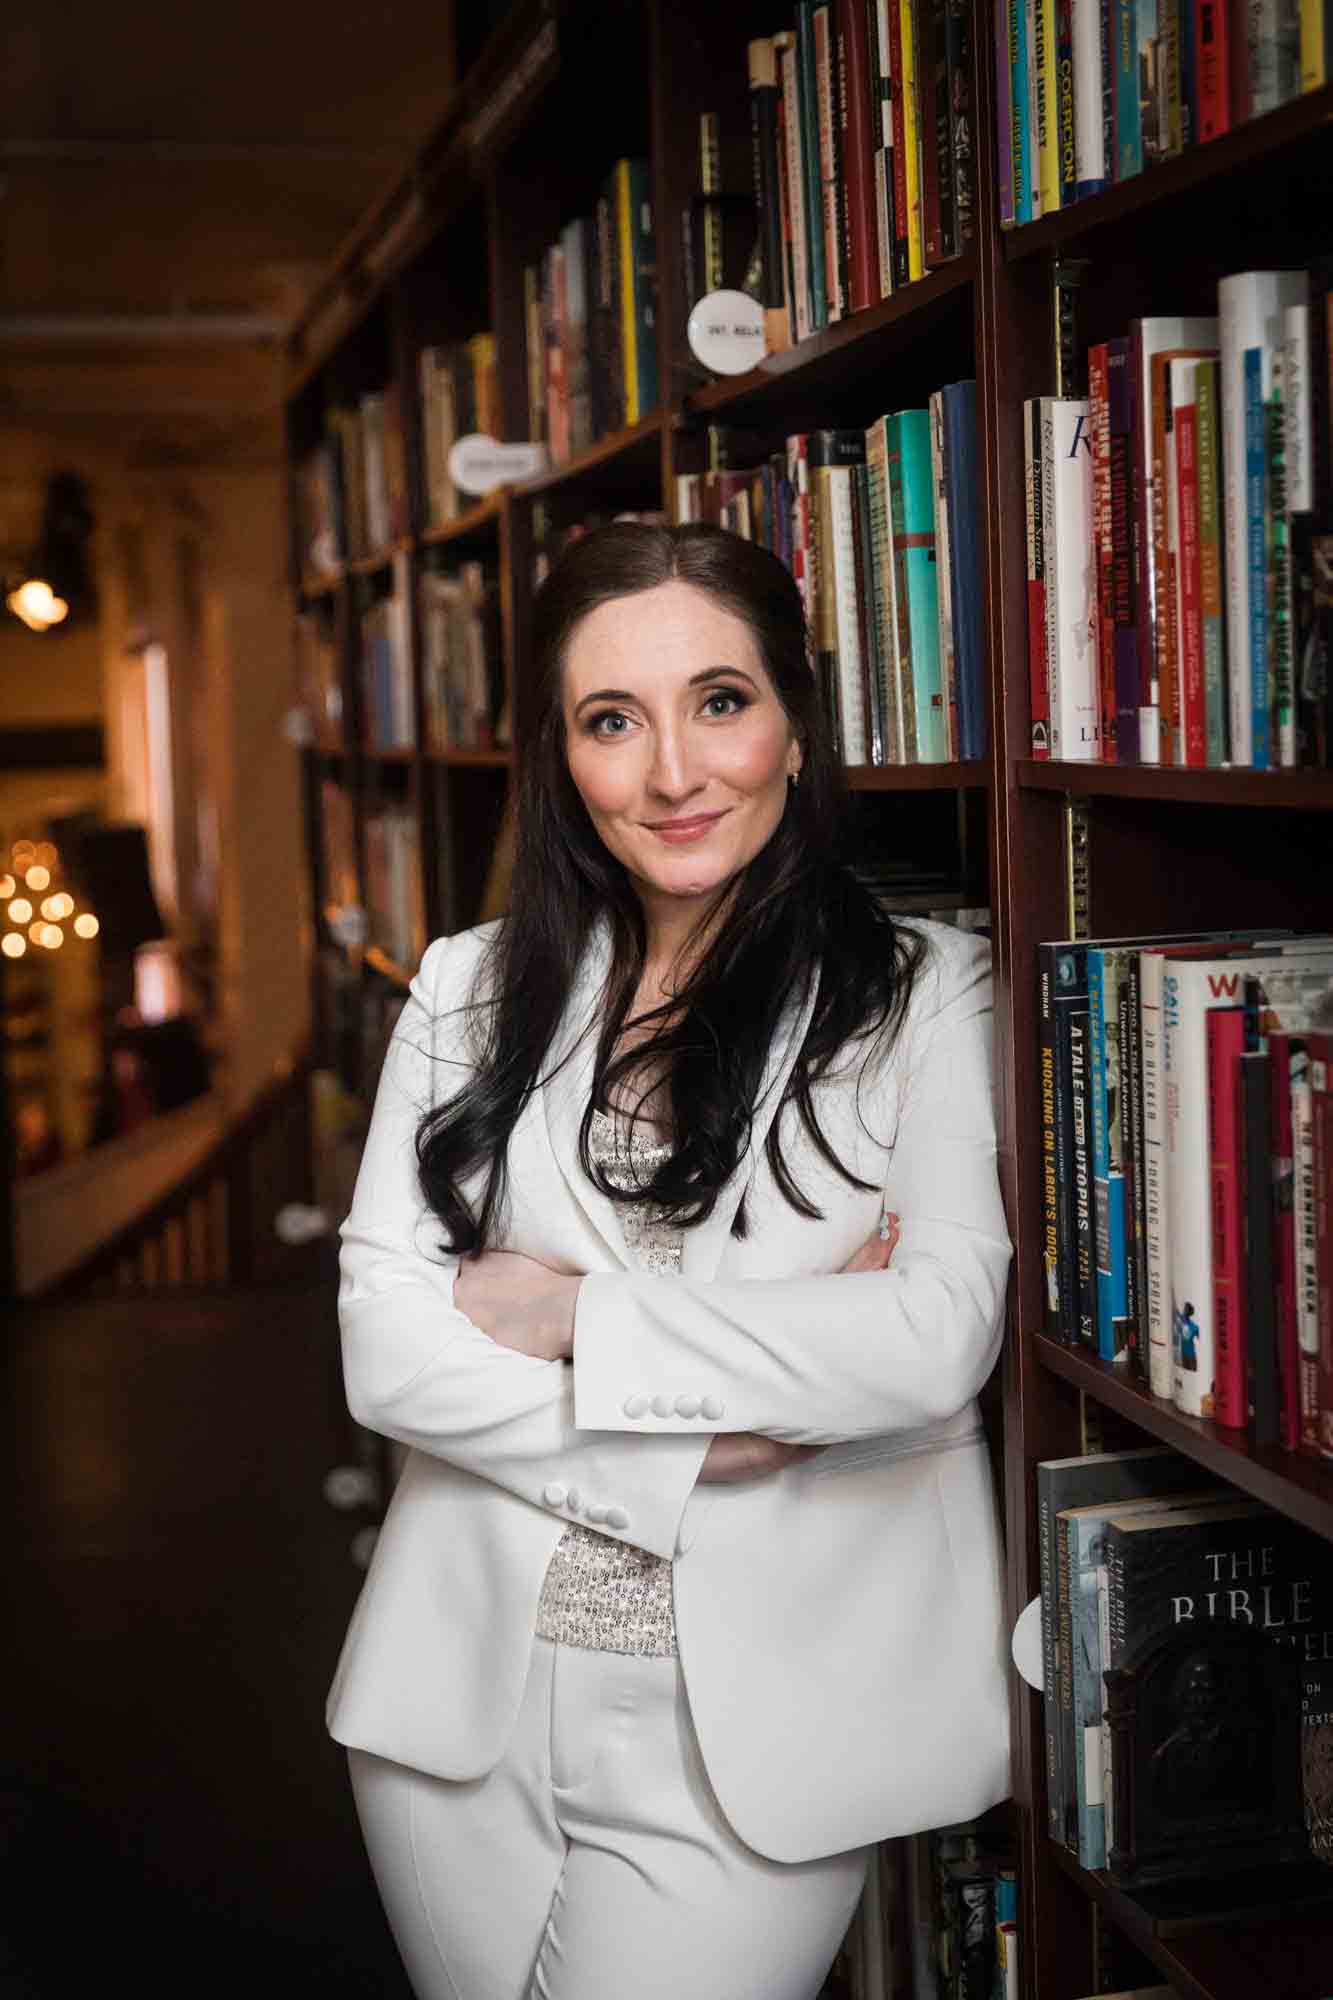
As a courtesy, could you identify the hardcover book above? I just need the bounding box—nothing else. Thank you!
[1100,1496,1333,1884]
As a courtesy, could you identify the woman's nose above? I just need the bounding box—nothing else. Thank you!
[646,729,698,800]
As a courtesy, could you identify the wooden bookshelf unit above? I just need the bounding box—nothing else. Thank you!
[282,3,1333,1992]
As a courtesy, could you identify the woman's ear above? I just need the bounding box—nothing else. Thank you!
[786,742,804,783]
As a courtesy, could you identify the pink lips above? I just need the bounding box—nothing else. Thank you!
[644,810,729,845]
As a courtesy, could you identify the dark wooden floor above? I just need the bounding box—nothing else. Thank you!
[2,1265,414,1997]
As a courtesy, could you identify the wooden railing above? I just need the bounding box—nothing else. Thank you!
[42,1059,318,1300]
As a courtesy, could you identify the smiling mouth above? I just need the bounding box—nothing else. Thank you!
[643,810,729,842]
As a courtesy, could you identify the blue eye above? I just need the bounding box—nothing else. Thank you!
[588,710,632,737]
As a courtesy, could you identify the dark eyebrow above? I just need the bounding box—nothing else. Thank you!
[572,666,760,717]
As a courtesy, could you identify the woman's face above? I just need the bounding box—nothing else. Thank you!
[561,579,802,934]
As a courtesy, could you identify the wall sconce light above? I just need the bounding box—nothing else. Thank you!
[6,577,70,632]
[4,470,95,633]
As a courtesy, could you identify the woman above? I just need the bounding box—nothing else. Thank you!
[328,522,1012,2000]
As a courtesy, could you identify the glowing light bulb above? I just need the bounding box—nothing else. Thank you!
[39,925,63,949]
[6,579,69,631]
[0,876,13,898]
[25,864,50,891]
[1,933,25,958]
[74,912,99,938]
[9,898,33,924]
[50,893,74,918]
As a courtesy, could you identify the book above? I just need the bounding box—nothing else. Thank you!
[1165,942,1333,1418]
[1101,1496,1332,1881]
[1239,1049,1281,1447]
[1061,1475,1218,1867]
[1206,1005,1248,1426]
[941,380,985,759]
[887,408,946,760]
[1037,1447,1213,1853]
[1218,271,1309,767]
[1025,397,1051,756]
[1039,396,1099,759]
[1130,317,1218,763]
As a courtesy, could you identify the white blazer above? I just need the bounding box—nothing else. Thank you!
[326,916,1013,1863]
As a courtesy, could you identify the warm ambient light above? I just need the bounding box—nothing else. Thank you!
[0,876,13,898]
[35,842,57,867]
[73,912,99,938]
[25,864,50,891]
[37,924,63,949]
[6,579,69,632]
[11,841,34,862]
[9,897,33,924]
[41,893,74,920]
[1,933,25,958]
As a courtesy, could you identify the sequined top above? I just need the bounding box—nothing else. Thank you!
[534,1106,682,1657]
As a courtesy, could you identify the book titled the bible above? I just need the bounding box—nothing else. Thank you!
[1099,1497,1333,1884]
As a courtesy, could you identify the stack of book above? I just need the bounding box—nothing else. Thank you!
[294,440,343,580]
[529,504,669,595]
[677,385,986,763]
[418,333,501,530]
[905,1816,1017,1999]
[329,388,411,564]
[1037,928,1333,1442]
[1038,1447,1333,1885]
[357,555,415,751]
[996,0,1326,227]
[362,801,425,971]
[317,776,358,921]
[1025,264,1333,768]
[294,603,343,741]
[522,157,659,462]
[418,554,507,752]
[745,0,976,355]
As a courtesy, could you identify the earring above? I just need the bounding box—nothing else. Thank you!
[787,767,799,788]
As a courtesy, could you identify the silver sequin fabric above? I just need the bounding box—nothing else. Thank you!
[534,1107,683,1657]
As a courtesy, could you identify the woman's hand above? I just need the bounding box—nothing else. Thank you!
[453,1250,580,1362]
[697,1211,899,1483]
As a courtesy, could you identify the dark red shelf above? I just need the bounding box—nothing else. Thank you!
[683,254,975,422]
[1034,1334,1333,1545]
[1048,1842,1333,2000]
[845,759,989,792]
[1017,758,1333,811]
[1004,86,1333,261]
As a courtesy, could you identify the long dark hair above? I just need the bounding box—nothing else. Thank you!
[417,521,923,1251]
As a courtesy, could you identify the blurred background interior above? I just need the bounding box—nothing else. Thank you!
[1,6,490,1993]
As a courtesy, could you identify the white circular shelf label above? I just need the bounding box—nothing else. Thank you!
[1010,1595,1044,1691]
[447,433,549,496]
[686,289,767,376]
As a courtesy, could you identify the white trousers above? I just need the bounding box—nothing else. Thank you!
[348,1635,870,2000]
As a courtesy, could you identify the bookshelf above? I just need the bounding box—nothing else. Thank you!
[283,2,1333,1992]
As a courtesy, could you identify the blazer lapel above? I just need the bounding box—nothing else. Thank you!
[679,969,820,1282]
[538,924,632,1269]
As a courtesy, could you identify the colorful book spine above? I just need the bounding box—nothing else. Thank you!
[1072,0,1108,194]
[888,408,946,759]
[1194,357,1228,764]
[1174,375,1205,766]
[1106,338,1139,761]
[996,0,1016,223]
[1010,0,1034,224]
[1244,345,1271,768]
[1026,398,1051,755]
[1090,947,1131,1360]
[899,0,926,275]
[1089,342,1118,759]
[1207,1005,1250,1426]
[1310,1034,1333,1458]
[1196,0,1231,136]
[1043,397,1099,759]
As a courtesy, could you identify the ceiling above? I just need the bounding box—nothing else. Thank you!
[0,1,461,457]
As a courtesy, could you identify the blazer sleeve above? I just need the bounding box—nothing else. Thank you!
[337,934,709,1562]
[571,929,1012,1444]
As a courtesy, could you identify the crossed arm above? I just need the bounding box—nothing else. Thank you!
[452,1218,899,1483]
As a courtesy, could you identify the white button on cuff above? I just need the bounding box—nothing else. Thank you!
[543,1481,567,1508]
[674,1393,701,1419]
[605,1507,629,1530]
[564,1488,581,1514]
[651,1393,674,1418]
[700,1395,725,1421]
[584,1502,608,1524]
[623,1394,650,1418]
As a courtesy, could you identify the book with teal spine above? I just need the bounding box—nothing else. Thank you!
[886,408,946,761]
